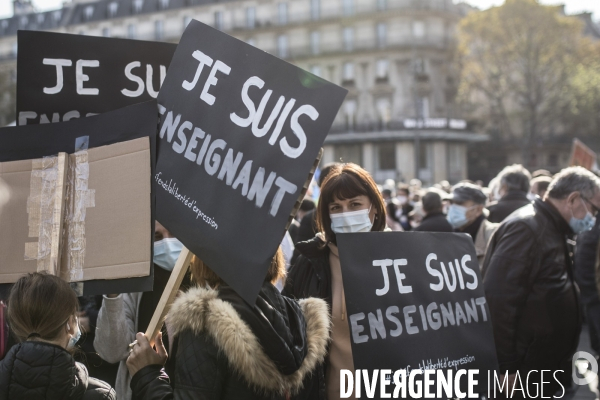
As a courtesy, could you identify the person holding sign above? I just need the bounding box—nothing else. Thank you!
[125,250,330,400]
[0,273,116,400]
[94,222,191,400]
[283,163,387,400]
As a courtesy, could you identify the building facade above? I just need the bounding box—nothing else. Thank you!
[0,0,487,184]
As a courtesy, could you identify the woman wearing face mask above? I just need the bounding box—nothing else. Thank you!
[94,221,190,400]
[283,163,387,400]
[0,273,115,400]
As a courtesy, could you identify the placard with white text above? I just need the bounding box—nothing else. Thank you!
[156,20,347,303]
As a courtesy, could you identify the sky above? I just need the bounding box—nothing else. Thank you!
[0,0,599,20]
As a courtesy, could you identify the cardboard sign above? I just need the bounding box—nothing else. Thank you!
[337,232,498,399]
[17,30,175,125]
[569,138,597,171]
[0,101,158,295]
[156,20,347,303]
[0,138,151,283]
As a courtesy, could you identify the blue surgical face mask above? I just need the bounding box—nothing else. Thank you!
[446,204,474,229]
[67,317,81,350]
[154,238,183,271]
[570,198,596,234]
[330,205,374,234]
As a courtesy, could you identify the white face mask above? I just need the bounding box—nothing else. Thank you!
[330,205,374,234]
[153,238,183,271]
[66,316,81,349]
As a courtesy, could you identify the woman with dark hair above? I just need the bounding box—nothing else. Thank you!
[0,272,115,400]
[283,162,387,400]
[126,248,330,400]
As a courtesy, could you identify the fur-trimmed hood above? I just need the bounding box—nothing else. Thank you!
[166,284,330,395]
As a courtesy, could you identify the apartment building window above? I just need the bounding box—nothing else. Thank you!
[343,27,354,52]
[37,14,45,24]
[377,0,387,11]
[335,144,362,164]
[376,97,391,128]
[343,0,354,16]
[214,11,223,30]
[84,6,94,20]
[416,96,430,119]
[378,143,396,170]
[412,20,425,38]
[155,20,164,40]
[133,0,144,13]
[277,35,288,58]
[278,3,288,25]
[310,31,320,55]
[53,10,62,22]
[246,7,256,29]
[310,65,322,77]
[102,27,110,37]
[376,22,386,48]
[413,57,426,75]
[376,59,389,81]
[310,0,320,21]
[343,62,354,83]
[159,0,169,10]
[127,24,136,39]
[108,2,118,17]
[20,16,28,28]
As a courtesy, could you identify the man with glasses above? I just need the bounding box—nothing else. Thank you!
[482,166,600,398]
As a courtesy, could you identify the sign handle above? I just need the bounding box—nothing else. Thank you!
[284,148,323,232]
[144,246,193,345]
[50,152,69,276]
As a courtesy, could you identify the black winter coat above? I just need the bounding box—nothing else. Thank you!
[283,236,332,311]
[0,341,115,400]
[482,198,581,394]
[487,190,532,223]
[413,212,453,233]
[574,216,600,353]
[130,283,329,400]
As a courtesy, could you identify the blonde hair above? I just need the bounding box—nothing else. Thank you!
[190,246,286,288]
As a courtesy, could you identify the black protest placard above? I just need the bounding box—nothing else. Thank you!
[156,20,347,304]
[337,232,498,399]
[0,101,158,296]
[17,30,175,125]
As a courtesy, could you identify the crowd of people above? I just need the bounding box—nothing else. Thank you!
[1,161,599,400]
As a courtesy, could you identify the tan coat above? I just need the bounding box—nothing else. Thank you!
[326,244,355,400]
[475,219,499,268]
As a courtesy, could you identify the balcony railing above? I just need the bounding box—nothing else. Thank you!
[225,0,461,32]
[285,36,451,60]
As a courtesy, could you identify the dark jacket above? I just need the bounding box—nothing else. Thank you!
[0,341,115,400]
[413,211,453,233]
[130,283,329,400]
[574,216,600,353]
[482,198,581,392]
[283,236,332,312]
[487,190,532,223]
[291,210,318,265]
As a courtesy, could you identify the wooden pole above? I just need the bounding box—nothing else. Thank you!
[284,148,323,232]
[49,152,69,276]
[144,246,193,345]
